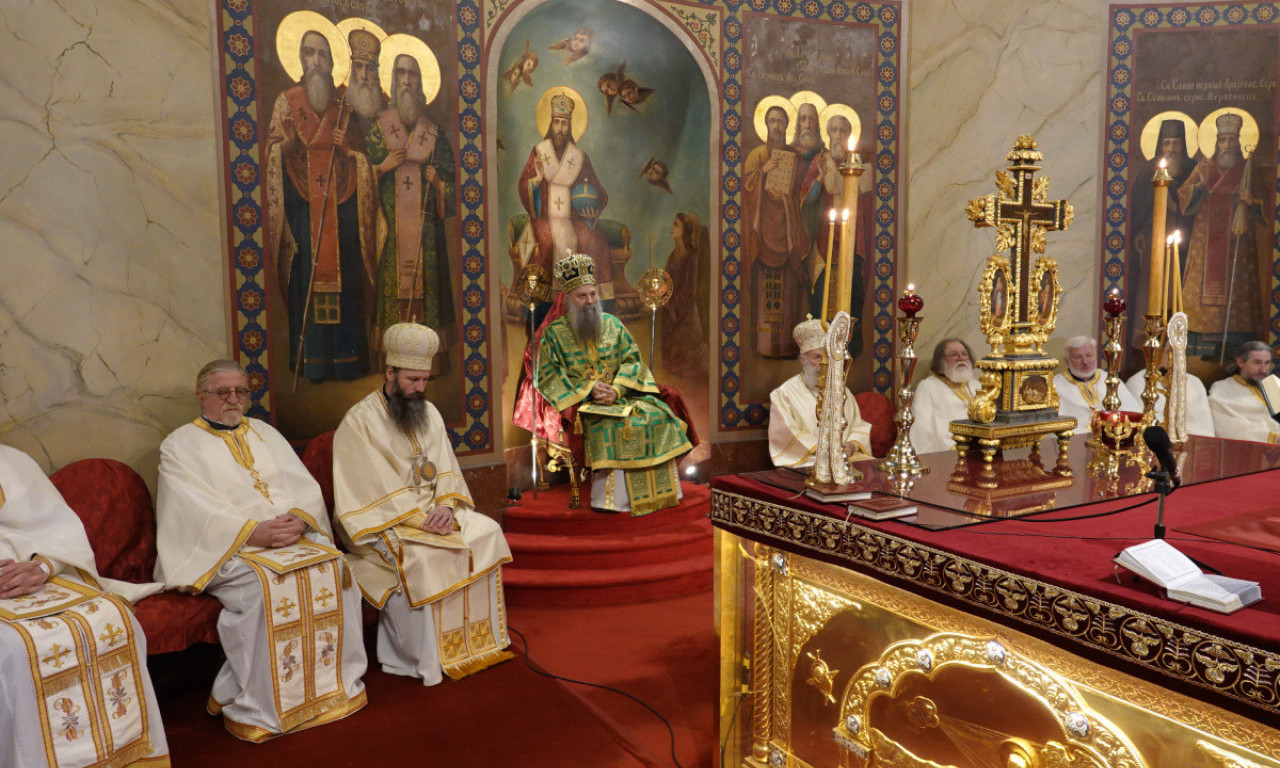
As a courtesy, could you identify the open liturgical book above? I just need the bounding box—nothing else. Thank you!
[1115,539,1261,614]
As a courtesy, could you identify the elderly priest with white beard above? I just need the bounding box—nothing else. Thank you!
[1053,336,1141,429]
[909,338,981,454]
[536,252,694,514]
[156,360,368,742]
[768,318,873,468]
[334,323,513,684]
[1,444,170,768]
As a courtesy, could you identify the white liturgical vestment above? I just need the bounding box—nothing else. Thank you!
[1208,375,1279,444]
[334,389,513,683]
[769,374,873,468]
[1124,370,1216,437]
[1053,370,1142,430]
[909,374,980,454]
[155,418,367,742]
[0,444,168,768]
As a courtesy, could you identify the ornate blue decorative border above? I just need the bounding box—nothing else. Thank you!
[1103,3,1280,351]
[716,1,902,431]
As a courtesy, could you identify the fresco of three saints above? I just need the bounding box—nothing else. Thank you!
[1126,107,1273,368]
[263,12,455,386]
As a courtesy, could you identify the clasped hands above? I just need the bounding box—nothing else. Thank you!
[590,380,618,405]
[0,558,49,599]
[248,513,308,549]
[419,505,455,535]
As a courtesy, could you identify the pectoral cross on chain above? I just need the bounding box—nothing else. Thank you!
[966,135,1071,326]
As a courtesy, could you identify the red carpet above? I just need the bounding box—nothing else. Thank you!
[503,483,714,607]
[150,588,717,767]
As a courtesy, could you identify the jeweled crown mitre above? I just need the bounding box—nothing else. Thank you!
[555,252,595,293]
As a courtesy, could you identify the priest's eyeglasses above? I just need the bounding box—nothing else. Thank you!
[203,387,250,400]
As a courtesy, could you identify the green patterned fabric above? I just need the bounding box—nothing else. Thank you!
[536,313,691,471]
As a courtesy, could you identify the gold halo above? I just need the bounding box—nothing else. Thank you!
[1198,107,1260,160]
[1139,111,1197,161]
[753,95,797,144]
[535,86,589,142]
[818,103,862,153]
[379,34,442,105]
[276,11,349,87]
[790,90,828,116]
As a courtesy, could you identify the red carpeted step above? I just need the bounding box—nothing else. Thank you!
[504,555,713,608]
[504,483,711,536]
[505,518,713,570]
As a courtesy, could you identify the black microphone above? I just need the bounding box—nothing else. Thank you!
[1142,425,1181,490]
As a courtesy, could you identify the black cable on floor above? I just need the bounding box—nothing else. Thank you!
[508,626,685,768]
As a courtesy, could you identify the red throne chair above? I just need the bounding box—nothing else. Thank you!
[50,458,221,654]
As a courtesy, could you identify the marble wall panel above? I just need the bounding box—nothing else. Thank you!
[0,0,225,485]
[906,0,1106,373]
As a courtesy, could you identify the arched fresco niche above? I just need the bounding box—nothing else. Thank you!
[487,0,716,478]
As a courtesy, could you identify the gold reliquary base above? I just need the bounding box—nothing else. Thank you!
[950,417,1076,464]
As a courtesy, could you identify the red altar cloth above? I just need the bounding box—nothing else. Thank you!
[712,467,1280,651]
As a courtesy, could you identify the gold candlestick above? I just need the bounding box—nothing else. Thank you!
[837,140,864,316]
[876,285,928,476]
[1149,159,1171,317]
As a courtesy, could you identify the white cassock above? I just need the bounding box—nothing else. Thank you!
[334,390,513,684]
[1053,370,1142,430]
[1208,375,1280,444]
[155,418,367,742]
[768,373,873,468]
[0,444,169,768]
[1124,370,1216,437]
[909,374,981,454]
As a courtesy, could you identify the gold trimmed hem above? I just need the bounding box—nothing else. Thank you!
[190,521,256,593]
[126,754,171,768]
[442,647,514,680]
[339,487,412,522]
[405,558,513,609]
[220,689,368,743]
[586,441,694,471]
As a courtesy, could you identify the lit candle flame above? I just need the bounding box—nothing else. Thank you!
[906,283,915,292]
[847,137,855,154]
[828,208,836,222]
[841,208,850,222]
[1158,158,1167,169]
[1172,230,1182,245]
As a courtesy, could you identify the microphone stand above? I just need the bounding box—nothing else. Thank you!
[1143,468,1222,574]
[1144,468,1175,539]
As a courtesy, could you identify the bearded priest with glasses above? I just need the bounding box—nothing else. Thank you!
[155,360,368,741]
[333,323,513,685]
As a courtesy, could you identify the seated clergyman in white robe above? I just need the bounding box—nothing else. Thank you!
[1053,336,1141,429]
[1208,340,1279,444]
[334,323,513,684]
[0,444,169,768]
[155,360,367,743]
[769,319,872,468]
[1125,368,1215,437]
[909,338,982,454]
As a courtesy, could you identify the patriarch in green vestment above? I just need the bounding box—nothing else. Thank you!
[535,252,693,515]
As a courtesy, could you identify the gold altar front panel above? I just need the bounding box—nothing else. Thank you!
[715,530,1280,768]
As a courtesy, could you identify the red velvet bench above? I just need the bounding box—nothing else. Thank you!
[50,458,221,654]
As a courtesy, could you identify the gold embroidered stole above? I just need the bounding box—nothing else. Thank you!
[237,556,349,736]
[938,374,975,405]
[432,563,513,680]
[192,419,272,502]
[1068,371,1102,410]
[4,594,153,768]
[1236,375,1269,407]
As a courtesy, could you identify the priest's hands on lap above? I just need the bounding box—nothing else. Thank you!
[0,559,48,598]
[591,381,617,405]
[247,514,308,548]
[421,505,455,535]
